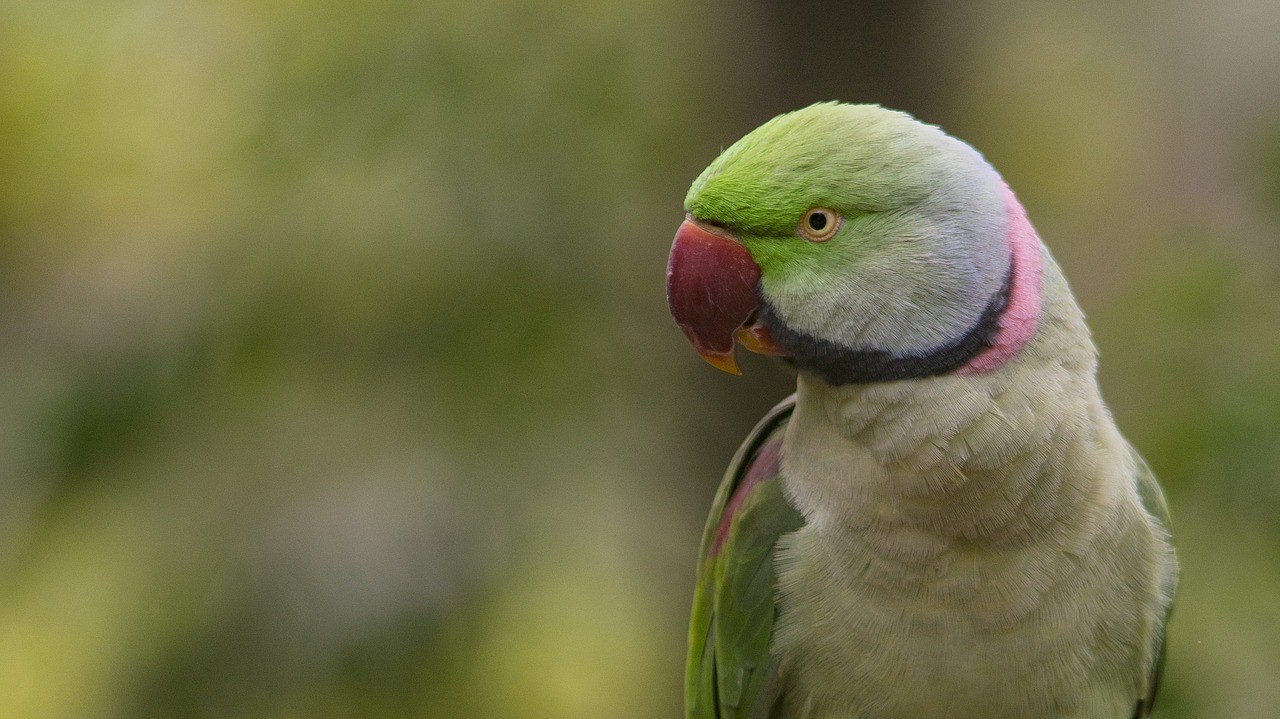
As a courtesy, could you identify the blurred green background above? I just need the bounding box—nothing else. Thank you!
[2,0,1278,717]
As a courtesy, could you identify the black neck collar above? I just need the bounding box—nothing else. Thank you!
[760,271,1011,385]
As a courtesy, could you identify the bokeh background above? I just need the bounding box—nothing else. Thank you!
[2,0,1278,717]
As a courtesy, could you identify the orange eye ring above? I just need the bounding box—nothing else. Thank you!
[799,207,841,242]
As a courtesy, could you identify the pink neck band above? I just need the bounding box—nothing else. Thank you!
[958,183,1043,374]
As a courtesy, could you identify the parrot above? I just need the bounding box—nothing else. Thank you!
[665,102,1177,719]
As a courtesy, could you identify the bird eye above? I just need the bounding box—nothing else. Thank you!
[799,207,840,242]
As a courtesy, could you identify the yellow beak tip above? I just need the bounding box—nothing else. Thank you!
[699,351,742,375]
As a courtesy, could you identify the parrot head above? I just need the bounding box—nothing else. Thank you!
[666,102,1043,384]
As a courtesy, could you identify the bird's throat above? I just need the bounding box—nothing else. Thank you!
[761,274,1011,385]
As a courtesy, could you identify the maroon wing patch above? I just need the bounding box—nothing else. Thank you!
[709,435,784,557]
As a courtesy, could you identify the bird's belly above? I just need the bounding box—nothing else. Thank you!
[773,527,1142,718]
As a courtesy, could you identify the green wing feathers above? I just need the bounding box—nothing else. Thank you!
[686,396,806,719]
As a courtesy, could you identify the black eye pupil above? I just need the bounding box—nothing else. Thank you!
[808,212,827,231]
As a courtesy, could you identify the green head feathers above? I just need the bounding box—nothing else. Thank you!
[679,102,1021,382]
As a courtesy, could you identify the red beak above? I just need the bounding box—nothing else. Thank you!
[665,219,784,374]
